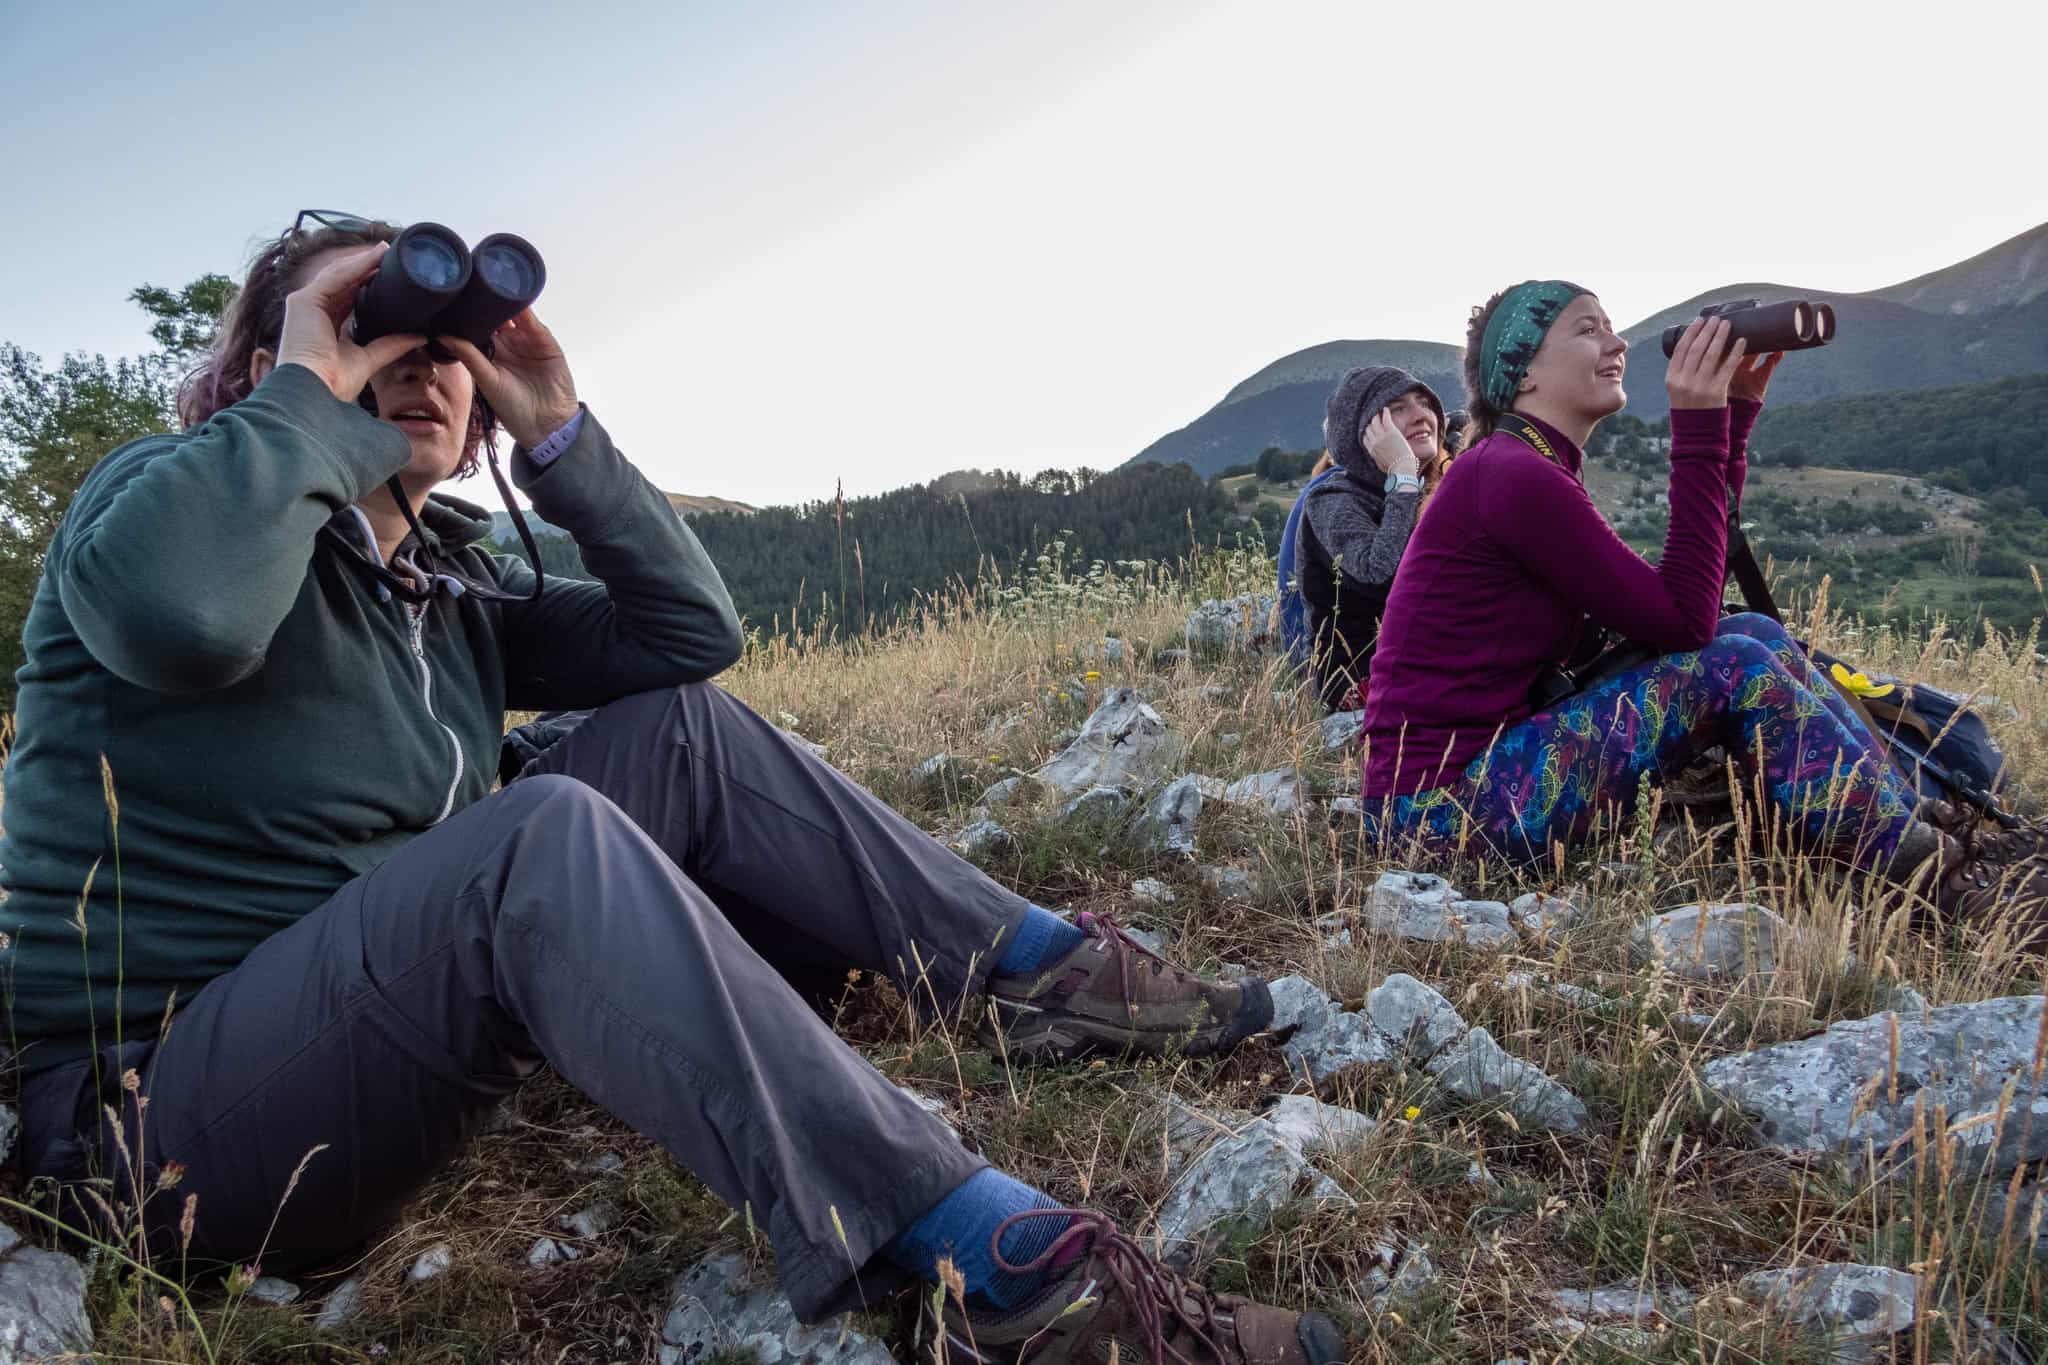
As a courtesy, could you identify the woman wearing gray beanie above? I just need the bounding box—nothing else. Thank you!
[1293,365,1447,710]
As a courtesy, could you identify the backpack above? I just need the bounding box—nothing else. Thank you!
[1731,521,2016,819]
[1277,467,1340,667]
[1804,648,2012,813]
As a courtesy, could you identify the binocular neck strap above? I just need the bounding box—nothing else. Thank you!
[482,448,547,604]
[372,454,546,607]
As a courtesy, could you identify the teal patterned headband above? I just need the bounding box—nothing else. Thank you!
[1477,279,1589,412]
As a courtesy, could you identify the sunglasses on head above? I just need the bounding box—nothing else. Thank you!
[288,209,383,237]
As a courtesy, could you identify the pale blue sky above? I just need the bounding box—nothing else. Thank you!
[6,0,2045,505]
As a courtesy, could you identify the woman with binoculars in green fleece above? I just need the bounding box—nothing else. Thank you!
[0,213,1341,1365]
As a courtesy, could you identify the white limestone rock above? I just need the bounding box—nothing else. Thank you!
[1131,776,1205,856]
[663,1251,896,1365]
[1738,1264,1918,1360]
[1701,995,2048,1161]
[0,1245,91,1362]
[1425,1027,1590,1134]
[1185,593,1279,654]
[1034,688,1187,794]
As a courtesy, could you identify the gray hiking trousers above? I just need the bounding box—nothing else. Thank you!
[16,682,1030,1321]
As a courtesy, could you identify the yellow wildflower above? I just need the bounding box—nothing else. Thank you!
[1084,671,1101,682]
[1403,1105,1422,1121]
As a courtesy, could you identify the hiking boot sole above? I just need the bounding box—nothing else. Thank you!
[983,977,1273,1064]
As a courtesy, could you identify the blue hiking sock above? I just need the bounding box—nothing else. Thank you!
[994,906,1086,978]
[883,1168,1076,1310]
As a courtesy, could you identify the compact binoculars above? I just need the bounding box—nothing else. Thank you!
[1659,297,1836,358]
[350,222,546,360]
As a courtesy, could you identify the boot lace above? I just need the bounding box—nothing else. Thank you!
[1077,911,1181,1017]
[991,1208,1229,1365]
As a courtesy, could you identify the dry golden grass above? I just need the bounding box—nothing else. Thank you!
[68,549,2048,1363]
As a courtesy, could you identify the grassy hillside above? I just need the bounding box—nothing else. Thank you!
[68,546,2048,1363]
[1747,374,2048,508]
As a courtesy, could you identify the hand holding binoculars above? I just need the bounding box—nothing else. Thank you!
[350,223,546,362]
[1660,298,1836,358]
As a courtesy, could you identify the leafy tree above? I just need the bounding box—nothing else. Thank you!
[130,274,235,363]
[0,276,228,693]
[1254,447,1317,482]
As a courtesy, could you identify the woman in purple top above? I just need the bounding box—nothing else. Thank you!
[1360,279,2036,928]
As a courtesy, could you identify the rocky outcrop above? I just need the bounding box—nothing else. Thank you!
[1267,973,1588,1132]
[1702,995,2048,1162]
[1131,775,1204,855]
[1151,1096,1376,1268]
[1034,689,1186,794]
[1185,594,1278,654]
[1738,1264,1918,1361]
[0,1222,91,1364]
[661,1252,895,1365]
[1219,769,1305,819]
[1629,903,1817,983]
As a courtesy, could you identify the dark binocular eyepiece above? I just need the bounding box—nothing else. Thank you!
[1660,297,1836,358]
[350,222,546,360]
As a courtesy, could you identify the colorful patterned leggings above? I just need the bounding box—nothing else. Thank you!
[1378,614,1920,869]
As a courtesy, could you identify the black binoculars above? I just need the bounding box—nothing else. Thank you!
[1659,297,1836,358]
[351,223,546,360]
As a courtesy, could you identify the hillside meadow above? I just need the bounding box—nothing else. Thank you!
[35,541,2048,1364]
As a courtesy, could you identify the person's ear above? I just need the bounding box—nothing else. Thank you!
[1516,375,1536,395]
[249,347,277,389]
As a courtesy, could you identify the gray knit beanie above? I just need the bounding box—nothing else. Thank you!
[1322,366,1446,482]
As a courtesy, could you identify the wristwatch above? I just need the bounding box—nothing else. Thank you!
[1384,471,1424,495]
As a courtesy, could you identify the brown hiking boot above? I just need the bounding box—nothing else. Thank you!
[1929,844,2048,950]
[981,912,1272,1064]
[1920,798,2046,865]
[913,1209,1347,1365]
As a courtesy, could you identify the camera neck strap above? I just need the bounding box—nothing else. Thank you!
[1724,495,1780,622]
[1492,414,1568,469]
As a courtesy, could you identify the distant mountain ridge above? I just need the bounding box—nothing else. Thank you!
[490,488,756,544]
[1871,221,2048,315]
[1128,220,2048,479]
[1617,287,2048,415]
[665,491,757,517]
[1130,340,1464,475]
[1217,338,1467,407]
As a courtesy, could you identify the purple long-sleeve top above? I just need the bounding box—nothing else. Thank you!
[1361,399,1761,797]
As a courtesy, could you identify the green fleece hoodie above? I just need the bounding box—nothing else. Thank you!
[0,363,743,1072]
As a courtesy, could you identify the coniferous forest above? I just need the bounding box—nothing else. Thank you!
[512,460,1261,638]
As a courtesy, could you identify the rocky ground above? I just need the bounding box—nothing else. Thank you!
[11,568,2048,1363]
